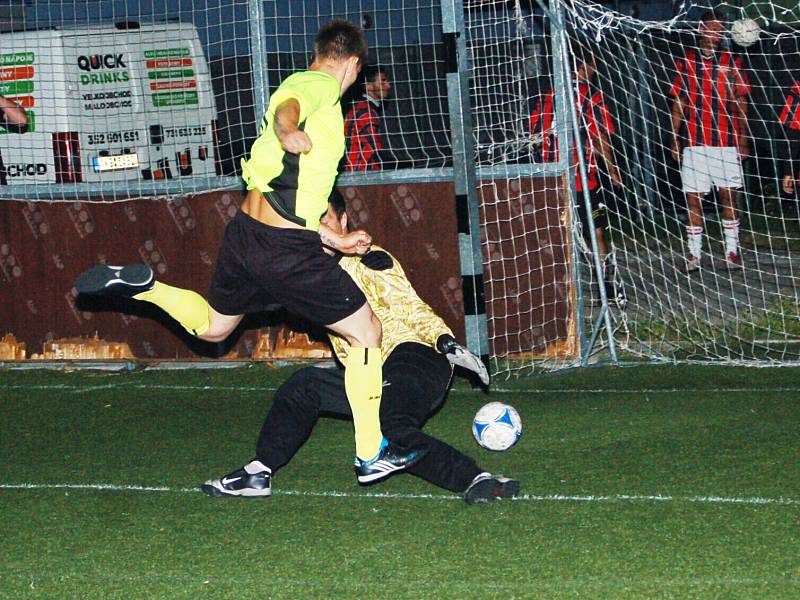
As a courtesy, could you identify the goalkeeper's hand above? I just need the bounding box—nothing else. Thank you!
[436,334,490,385]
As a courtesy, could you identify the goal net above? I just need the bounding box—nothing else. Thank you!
[481,0,800,377]
[0,1,455,202]
[0,0,256,201]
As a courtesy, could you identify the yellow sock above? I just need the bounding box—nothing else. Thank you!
[344,347,384,460]
[133,281,210,336]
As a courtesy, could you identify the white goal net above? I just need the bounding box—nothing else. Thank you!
[0,0,258,201]
[480,0,800,377]
[0,1,455,202]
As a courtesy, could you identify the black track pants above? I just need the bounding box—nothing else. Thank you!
[255,342,482,492]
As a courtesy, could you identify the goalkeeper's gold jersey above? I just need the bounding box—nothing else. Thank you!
[329,246,453,363]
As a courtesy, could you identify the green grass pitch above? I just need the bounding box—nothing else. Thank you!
[1,363,799,599]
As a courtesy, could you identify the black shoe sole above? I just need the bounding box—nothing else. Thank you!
[464,478,520,505]
[75,264,154,296]
[200,482,271,498]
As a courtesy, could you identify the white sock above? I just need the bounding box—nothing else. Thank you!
[686,226,703,258]
[245,460,271,475]
[722,219,740,257]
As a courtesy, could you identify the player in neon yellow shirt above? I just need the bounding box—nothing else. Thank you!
[75,21,422,483]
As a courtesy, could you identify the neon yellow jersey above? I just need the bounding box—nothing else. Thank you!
[241,70,344,231]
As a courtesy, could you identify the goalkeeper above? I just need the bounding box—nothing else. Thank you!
[202,191,518,503]
[74,20,420,484]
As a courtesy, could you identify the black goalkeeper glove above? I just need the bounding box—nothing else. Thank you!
[360,250,393,271]
[436,334,490,385]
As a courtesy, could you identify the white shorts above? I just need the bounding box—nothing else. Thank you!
[681,146,743,194]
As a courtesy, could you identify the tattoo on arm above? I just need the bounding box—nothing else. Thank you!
[319,231,337,249]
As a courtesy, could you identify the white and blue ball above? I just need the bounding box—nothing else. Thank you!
[472,402,522,451]
[730,18,760,48]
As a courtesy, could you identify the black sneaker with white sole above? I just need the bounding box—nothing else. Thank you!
[464,472,519,505]
[354,441,427,484]
[74,263,154,297]
[201,463,272,498]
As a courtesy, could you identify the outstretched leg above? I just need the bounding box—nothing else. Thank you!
[74,263,242,341]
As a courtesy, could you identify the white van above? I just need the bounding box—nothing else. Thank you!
[0,22,218,186]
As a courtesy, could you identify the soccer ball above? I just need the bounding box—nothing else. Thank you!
[472,402,522,451]
[730,18,760,48]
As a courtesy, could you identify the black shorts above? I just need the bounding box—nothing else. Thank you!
[207,210,366,325]
[575,187,608,239]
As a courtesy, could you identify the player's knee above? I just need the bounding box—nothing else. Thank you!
[347,313,382,347]
[364,312,382,346]
[197,323,234,343]
[197,329,228,343]
[197,311,243,343]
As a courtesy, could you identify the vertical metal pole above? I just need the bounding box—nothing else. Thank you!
[635,43,656,219]
[550,0,585,362]
[441,0,490,368]
[555,14,619,364]
[249,0,269,129]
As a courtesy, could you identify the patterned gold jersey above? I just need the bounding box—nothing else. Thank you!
[329,246,453,363]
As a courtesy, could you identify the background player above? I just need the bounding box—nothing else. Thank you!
[530,49,625,307]
[669,10,750,272]
[779,79,800,198]
[343,65,392,171]
[74,20,421,483]
[202,191,515,503]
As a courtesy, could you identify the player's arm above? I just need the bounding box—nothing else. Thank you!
[273,98,312,154]
[735,95,749,159]
[597,128,621,188]
[669,95,684,164]
[782,116,800,194]
[668,59,685,164]
[0,95,28,132]
[732,58,751,158]
[319,221,371,255]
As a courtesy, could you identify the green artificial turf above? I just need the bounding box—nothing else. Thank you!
[1,364,798,599]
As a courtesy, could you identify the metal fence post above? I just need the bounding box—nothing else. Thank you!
[249,0,268,129]
[441,0,490,369]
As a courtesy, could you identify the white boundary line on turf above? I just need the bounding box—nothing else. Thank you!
[7,383,800,395]
[1,483,798,506]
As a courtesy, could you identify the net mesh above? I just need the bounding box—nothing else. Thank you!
[0,1,454,202]
[483,0,800,377]
[7,1,800,374]
[0,1,257,201]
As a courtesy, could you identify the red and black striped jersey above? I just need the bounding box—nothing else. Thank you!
[779,81,800,172]
[529,83,615,193]
[780,81,800,132]
[343,96,385,172]
[670,49,750,148]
